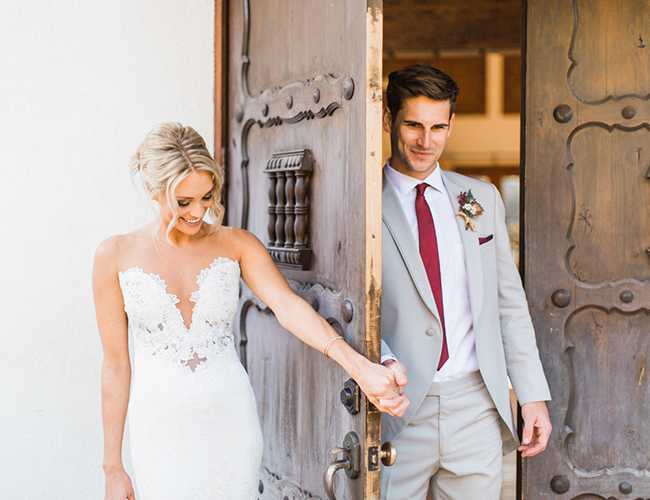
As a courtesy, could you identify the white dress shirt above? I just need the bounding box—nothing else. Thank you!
[384,162,479,382]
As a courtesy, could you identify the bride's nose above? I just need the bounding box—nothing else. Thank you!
[188,204,205,219]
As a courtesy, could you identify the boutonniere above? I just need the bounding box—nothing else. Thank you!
[456,190,484,231]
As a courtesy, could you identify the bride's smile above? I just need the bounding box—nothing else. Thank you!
[154,170,215,241]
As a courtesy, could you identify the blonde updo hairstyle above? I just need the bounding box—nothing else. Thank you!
[131,123,225,240]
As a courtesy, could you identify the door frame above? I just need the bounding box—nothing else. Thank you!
[517,2,528,498]
[215,0,228,223]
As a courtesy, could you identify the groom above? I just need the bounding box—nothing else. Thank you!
[378,64,552,500]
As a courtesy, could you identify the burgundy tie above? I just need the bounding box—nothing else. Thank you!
[415,183,449,370]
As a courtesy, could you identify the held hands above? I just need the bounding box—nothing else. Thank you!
[518,401,552,457]
[104,467,135,500]
[353,358,409,418]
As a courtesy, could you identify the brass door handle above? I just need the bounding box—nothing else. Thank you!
[368,441,398,470]
[323,432,360,500]
[323,457,352,500]
[380,441,397,466]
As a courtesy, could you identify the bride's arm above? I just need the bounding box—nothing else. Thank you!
[232,228,409,418]
[93,237,136,500]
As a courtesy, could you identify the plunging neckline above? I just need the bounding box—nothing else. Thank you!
[119,256,238,331]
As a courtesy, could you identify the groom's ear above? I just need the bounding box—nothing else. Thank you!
[382,107,393,134]
[447,112,456,136]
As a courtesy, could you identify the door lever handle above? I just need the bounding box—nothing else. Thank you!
[322,431,360,500]
[323,457,352,500]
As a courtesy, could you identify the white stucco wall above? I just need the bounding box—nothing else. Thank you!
[0,1,214,498]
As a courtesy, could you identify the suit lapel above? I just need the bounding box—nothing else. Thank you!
[382,170,440,321]
[441,171,484,324]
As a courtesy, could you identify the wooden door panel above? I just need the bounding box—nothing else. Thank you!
[227,1,383,499]
[568,0,650,102]
[241,292,350,495]
[567,125,650,283]
[524,0,650,498]
[245,1,347,95]
[565,308,650,473]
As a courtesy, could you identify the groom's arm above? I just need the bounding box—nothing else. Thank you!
[492,183,551,404]
[491,183,552,456]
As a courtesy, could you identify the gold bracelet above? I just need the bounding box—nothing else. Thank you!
[323,336,344,358]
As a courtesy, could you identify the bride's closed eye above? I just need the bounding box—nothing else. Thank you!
[177,194,213,207]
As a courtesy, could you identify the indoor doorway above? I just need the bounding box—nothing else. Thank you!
[382,2,525,498]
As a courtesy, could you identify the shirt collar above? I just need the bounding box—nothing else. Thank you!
[385,159,446,197]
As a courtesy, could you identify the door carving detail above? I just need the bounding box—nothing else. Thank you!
[265,149,313,270]
[566,124,650,284]
[258,467,322,500]
[564,307,650,474]
[238,298,272,372]
[568,0,650,103]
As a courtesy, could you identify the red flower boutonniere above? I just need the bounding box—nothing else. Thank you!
[456,190,484,231]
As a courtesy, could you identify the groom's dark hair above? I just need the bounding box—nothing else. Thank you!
[386,64,460,121]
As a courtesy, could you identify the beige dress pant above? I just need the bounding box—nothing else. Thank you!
[381,371,505,500]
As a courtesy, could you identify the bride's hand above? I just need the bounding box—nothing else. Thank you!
[353,358,410,418]
[105,467,135,500]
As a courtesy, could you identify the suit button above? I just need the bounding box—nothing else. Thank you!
[425,328,435,336]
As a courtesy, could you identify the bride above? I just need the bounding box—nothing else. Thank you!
[93,123,409,500]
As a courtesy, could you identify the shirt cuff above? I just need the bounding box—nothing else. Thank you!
[381,354,397,365]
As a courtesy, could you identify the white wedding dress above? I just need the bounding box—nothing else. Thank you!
[118,257,263,500]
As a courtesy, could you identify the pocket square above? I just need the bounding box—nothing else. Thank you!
[479,235,494,245]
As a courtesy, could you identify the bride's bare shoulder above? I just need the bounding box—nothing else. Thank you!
[216,225,262,248]
[214,226,270,265]
[94,224,155,269]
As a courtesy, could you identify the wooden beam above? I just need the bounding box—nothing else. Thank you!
[383,0,522,53]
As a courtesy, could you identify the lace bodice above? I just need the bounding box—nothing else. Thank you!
[118,257,240,373]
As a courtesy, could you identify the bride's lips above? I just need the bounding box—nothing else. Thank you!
[181,217,202,227]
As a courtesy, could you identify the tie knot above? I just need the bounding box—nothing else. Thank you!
[416,183,429,196]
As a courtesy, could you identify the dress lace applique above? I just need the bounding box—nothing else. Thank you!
[118,257,240,372]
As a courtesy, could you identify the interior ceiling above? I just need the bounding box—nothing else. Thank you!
[383,0,522,54]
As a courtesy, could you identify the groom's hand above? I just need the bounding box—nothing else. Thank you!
[518,401,552,457]
[377,359,409,417]
[381,359,408,390]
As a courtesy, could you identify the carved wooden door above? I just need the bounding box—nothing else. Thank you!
[523,0,650,498]
[225,1,383,499]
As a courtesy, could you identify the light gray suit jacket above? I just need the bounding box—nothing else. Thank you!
[381,169,551,454]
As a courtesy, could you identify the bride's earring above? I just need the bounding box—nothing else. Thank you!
[148,186,159,212]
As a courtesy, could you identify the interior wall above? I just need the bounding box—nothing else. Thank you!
[443,53,520,167]
[0,1,214,498]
